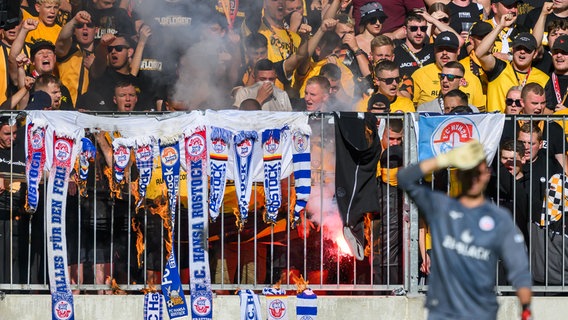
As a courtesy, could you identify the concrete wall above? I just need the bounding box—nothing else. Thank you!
[0,294,564,319]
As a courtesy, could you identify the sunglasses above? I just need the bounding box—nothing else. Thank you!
[107,45,128,53]
[408,26,428,32]
[367,17,386,25]
[75,23,95,29]
[506,98,522,107]
[438,17,450,23]
[378,77,401,85]
[438,73,463,81]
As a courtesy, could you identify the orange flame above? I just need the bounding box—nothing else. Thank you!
[295,274,309,294]
[141,280,158,294]
[131,177,142,209]
[364,213,372,257]
[103,166,122,200]
[108,277,127,295]
[149,196,172,256]
[131,217,145,268]
[335,233,352,256]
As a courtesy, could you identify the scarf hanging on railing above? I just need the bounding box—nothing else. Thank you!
[233,130,258,229]
[262,128,284,224]
[47,131,76,320]
[208,127,231,222]
[112,137,132,185]
[77,137,96,197]
[239,289,262,320]
[159,136,189,319]
[143,292,163,320]
[184,126,213,320]
[25,119,47,213]
[263,287,288,320]
[291,129,311,227]
[296,288,317,320]
[134,137,155,209]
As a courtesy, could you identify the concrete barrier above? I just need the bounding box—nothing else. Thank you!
[0,294,564,319]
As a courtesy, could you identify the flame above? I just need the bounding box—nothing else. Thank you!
[131,217,145,268]
[364,213,372,257]
[149,196,172,256]
[335,234,352,255]
[131,177,142,209]
[295,274,309,294]
[108,277,127,295]
[141,280,158,294]
[233,207,244,232]
[103,166,122,200]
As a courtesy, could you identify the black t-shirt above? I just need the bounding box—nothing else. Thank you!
[90,7,136,40]
[518,6,563,33]
[446,2,482,33]
[545,73,568,111]
[393,41,435,78]
[0,126,26,174]
[86,68,153,111]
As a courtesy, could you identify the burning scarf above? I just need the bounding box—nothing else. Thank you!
[143,292,163,320]
[134,137,155,209]
[184,127,213,319]
[263,287,288,320]
[233,130,258,229]
[208,127,231,222]
[47,131,76,320]
[291,129,311,227]
[25,119,47,213]
[239,289,262,320]
[296,289,317,320]
[262,128,284,224]
[159,137,189,319]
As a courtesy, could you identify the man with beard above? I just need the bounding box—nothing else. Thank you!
[476,14,549,113]
[483,0,520,59]
[545,35,568,113]
[411,31,484,109]
[394,12,434,79]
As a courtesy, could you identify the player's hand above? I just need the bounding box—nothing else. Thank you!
[436,139,486,170]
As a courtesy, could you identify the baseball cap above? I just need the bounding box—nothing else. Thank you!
[512,33,537,51]
[26,90,52,110]
[552,34,568,52]
[491,0,518,5]
[469,21,492,38]
[368,93,390,112]
[434,31,459,49]
[360,2,387,24]
[29,39,55,59]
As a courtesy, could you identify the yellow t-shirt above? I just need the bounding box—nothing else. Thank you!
[22,10,62,45]
[57,48,90,106]
[486,60,550,113]
[355,93,416,113]
[294,59,354,98]
[0,43,10,104]
[411,62,485,110]
[256,20,301,63]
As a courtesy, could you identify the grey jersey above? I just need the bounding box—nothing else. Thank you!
[398,164,531,320]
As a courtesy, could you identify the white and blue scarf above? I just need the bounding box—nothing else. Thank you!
[233,130,258,229]
[208,127,231,222]
[239,289,262,320]
[262,128,284,224]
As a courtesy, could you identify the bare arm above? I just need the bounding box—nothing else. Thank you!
[419,11,465,48]
[341,32,370,77]
[55,11,91,58]
[283,24,311,78]
[129,24,151,76]
[475,14,516,72]
[532,3,553,50]
[8,19,37,85]
[90,33,116,79]
[322,0,341,20]
[298,18,337,75]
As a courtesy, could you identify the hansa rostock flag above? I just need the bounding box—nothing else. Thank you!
[415,113,505,165]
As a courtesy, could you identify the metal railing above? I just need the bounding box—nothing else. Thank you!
[1,111,568,296]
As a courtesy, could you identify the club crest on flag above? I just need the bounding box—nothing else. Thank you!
[430,117,479,156]
[268,298,287,319]
[293,131,307,152]
[161,146,179,166]
[54,140,72,162]
[212,137,228,153]
[236,139,253,157]
[186,133,206,157]
[136,145,153,161]
[192,294,212,316]
[165,286,184,307]
[54,299,73,319]
[32,130,44,149]
[114,145,130,169]
[264,136,279,154]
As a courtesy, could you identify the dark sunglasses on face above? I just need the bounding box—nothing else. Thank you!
[75,23,95,29]
[367,17,385,25]
[438,73,463,81]
[378,77,401,85]
[438,17,450,23]
[506,98,522,107]
[408,26,428,32]
[107,45,128,53]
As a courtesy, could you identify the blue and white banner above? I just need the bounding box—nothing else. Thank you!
[208,127,231,222]
[25,120,47,213]
[239,289,262,320]
[415,113,505,164]
[263,287,288,320]
[262,128,284,224]
[143,292,163,320]
[159,137,189,320]
[185,127,213,320]
[47,132,76,320]
[296,289,317,320]
[233,131,258,229]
